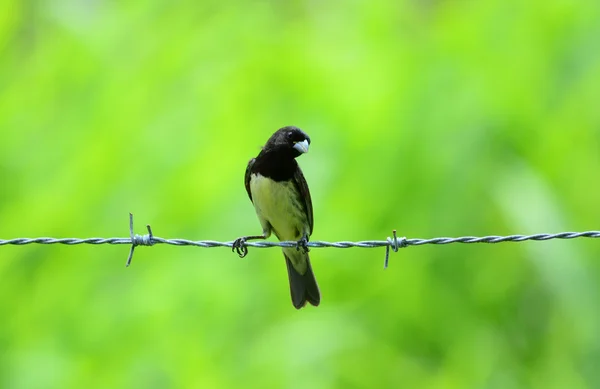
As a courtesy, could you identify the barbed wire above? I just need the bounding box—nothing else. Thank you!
[0,214,598,269]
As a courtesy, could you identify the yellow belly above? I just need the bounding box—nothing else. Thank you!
[250,173,309,241]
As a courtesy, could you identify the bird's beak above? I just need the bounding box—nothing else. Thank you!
[293,139,309,154]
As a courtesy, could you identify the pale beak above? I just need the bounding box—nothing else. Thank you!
[293,139,309,154]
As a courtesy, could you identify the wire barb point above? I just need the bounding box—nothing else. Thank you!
[126,213,154,267]
[384,230,407,269]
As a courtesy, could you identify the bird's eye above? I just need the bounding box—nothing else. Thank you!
[287,131,294,139]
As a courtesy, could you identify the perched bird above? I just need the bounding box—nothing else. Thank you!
[233,126,320,309]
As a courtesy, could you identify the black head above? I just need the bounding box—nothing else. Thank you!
[263,126,311,158]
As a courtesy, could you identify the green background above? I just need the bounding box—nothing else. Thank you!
[1,1,599,388]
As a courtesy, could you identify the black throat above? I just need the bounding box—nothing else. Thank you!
[251,149,298,182]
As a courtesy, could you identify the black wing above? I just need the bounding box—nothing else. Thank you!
[293,165,313,235]
[244,158,256,202]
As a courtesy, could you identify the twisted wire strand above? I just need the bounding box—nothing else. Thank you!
[1,231,599,247]
[0,214,598,268]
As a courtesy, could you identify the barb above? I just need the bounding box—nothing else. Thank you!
[0,214,598,268]
[126,213,154,267]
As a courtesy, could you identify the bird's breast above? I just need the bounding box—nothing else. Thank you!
[249,173,308,241]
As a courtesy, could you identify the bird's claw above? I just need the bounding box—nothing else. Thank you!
[232,237,249,258]
[296,236,309,254]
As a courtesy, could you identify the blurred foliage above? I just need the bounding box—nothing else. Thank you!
[1,0,599,388]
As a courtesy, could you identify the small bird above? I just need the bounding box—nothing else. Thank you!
[233,126,320,309]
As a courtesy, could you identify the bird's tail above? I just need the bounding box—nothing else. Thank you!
[284,252,320,309]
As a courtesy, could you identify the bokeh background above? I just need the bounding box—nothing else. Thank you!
[1,1,599,388]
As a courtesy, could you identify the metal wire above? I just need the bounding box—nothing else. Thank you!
[0,214,598,268]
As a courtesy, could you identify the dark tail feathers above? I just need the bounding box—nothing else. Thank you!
[284,254,320,309]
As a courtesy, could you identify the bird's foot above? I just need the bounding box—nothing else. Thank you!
[232,237,249,258]
[296,235,310,254]
[232,234,266,258]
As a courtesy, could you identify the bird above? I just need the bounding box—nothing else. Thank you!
[233,126,320,309]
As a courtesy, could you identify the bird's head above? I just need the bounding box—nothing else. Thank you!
[263,126,311,158]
